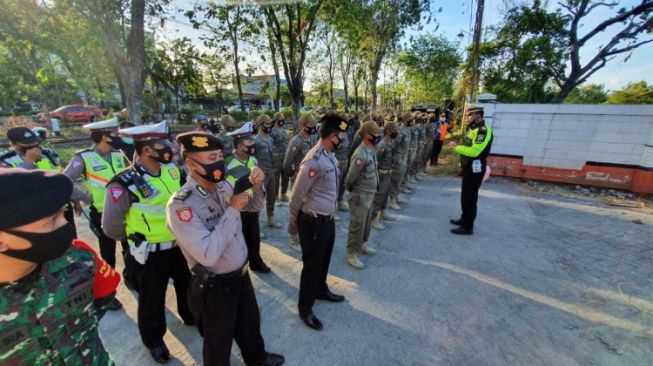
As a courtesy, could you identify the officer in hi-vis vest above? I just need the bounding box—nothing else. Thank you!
[101,121,194,363]
[63,117,127,311]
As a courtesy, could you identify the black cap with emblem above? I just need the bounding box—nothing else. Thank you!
[7,127,40,144]
[176,131,224,153]
[319,114,348,135]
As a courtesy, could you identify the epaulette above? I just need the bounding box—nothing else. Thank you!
[108,168,137,188]
[313,147,325,160]
[173,189,192,202]
[75,147,94,155]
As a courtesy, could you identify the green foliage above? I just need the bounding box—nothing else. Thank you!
[565,84,608,104]
[606,81,653,105]
[150,38,202,109]
[398,35,461,105]
[230,111,249,122]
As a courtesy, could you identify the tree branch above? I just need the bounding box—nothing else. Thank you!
[578,1,653,46]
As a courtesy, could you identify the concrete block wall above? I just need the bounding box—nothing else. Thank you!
[479,103,653,193]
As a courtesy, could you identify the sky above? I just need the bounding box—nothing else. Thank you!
[158,0,653,92]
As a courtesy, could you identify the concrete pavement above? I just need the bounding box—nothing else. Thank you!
[88,176,653,365]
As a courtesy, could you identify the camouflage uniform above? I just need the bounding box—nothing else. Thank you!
[271,124,288,199]
[390,121,411,201]
[0,248,114,365]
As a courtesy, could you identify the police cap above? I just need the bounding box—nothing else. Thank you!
[176,131,223,153]
[7,127,40,145]
[319,114,348,134]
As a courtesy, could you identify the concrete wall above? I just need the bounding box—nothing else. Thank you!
[479,103,653,193]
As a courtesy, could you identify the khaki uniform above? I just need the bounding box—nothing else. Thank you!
[283,133,316,184]
[390,125,411,198]
[254,133,276,217]
[271,126,288,197]
[345,143,378,255]
[334,132,350,203]
[217,132,235,160]
[372,138,393,215]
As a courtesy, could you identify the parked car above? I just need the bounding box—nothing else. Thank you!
[12,101,40,114]
[228,104,251,113]
[300,106,313,112]
[37,105,103,123]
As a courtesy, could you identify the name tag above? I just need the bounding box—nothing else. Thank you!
[472,160,482,173]
[92,165,107,171]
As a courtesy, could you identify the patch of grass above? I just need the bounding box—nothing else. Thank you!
[426,130,463,177]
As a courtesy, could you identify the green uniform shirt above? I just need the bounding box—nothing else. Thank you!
[0,248,114,365]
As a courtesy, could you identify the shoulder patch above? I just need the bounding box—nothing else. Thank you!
[109,186,125,202]
[174,189,192,202]
[308,167,318,179]
[175,207,193,222]
[355,158,363,166]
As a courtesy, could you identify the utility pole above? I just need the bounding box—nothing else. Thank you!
[469,0,485,104]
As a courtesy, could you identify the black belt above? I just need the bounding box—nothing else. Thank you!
[299,210,335,221]
[191,261,249,284]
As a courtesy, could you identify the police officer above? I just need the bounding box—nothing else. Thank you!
[0,168,120,365]
[449,105,493,235]
[254,115,282,228]
[218,114,237,160]
[283,114,317,251]
[63,117,127,311]
[344,121,382,270]
[289,114,348,330]
[1,126,79,234]
[388,112,412,210]
[166,132,284,366]
[334,113,351,215]
[371,121,399,230]
[271,112,289,202]
[227,122,271,273]
[195,114,220,135]
[101,121,194,363]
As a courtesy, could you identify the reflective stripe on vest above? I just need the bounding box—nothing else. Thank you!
[80,150,126,212]
[226,156,257,186]
[125,164,181,244]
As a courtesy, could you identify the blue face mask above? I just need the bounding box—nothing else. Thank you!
[122,137,134,145]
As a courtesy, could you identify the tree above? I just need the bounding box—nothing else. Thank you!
[397,34,461,105]
[151,38,201,112]
[481,0,653,103]
[187,4,262,112]
[565,83,608,104]
[330,0,430,112]
[606,81,653,104]
[264,1,324,129]
[199,53,231,114]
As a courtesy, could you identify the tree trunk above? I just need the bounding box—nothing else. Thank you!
[234,49,245,112]
[268,35,281,111]
[553,81,577,103]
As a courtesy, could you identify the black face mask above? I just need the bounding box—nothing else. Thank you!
[332,134,343,150]
[3,223,74,263]
[152,145,174,164]
[107,135,125,149]
[192,158,226,183]
[244,145,256,156]
[370,135,382,145]
[390,132,399,139]
[262,126,273,134]
[305,126,317,135]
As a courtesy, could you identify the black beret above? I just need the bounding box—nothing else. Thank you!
[0,168,72,230]
[176,131,224,153]
[319,114,348,133]
[7,127,40,144]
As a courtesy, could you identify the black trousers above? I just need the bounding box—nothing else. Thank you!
[276,166,289,196]
[240,212,265,267]
[297,212,335,316]
[460,169,485,229]
[131,246,193,348]
[430,140,443,165]
[191,270,266,366]
[89,207,117,268]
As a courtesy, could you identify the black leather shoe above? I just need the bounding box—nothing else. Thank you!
[450,227,473,235]
[259,352,285,366]
[450,218,463,226]
[250,262,272,273]
[108,298,123,311]
[316,290,345,302]
[149,345,170,363]
[300,312,323,330]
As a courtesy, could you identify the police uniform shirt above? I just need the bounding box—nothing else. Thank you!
[289,141,339,218]
[253,134,275,170]
[345,143,378,194]
[166,175,265,274]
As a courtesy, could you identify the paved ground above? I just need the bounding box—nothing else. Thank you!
[81,176,653,365]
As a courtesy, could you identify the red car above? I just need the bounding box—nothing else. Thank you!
[39,105,103,123]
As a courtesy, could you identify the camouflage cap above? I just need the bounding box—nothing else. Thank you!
[220,114,236,128]
[257,114,273,126]
[273,112,283,120]
[401,112,413,122]
[360,114,373,123]
[300,113,317,127]
[384,121,398,133]
[359,121,383,136]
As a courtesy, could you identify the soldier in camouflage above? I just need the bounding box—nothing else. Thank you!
[0,169,120,365]
[388,112,412,210]
[217,114,237,161]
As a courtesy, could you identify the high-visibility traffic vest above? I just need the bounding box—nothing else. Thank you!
[79,149,126,212]
[123,163,181,243]
[226,155,257,186]
[0,151,60,171]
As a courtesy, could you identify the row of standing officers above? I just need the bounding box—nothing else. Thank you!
[0,105,492,365]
